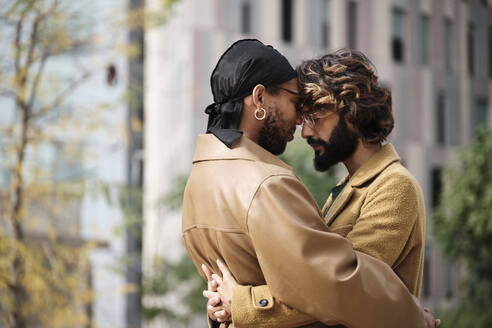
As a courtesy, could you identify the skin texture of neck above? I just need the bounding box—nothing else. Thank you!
[238,97,261,144]
[343,140,382,176]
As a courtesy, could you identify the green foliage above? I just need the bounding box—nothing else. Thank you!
[432,128,492,327]
[162,175,188,211]
[436,299,492,328]
[143,173,204,324]
[280,135,338,208]
[118,185,144,239]
[142,255,206,325]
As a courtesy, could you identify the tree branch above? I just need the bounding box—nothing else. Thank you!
[26,50,48,111]
[13,15,23,77]
[23,11,42,78]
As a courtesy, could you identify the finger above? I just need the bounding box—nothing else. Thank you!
[423,307,430,313]
[215,310,228,320]
[215,310,226,320]
[202,264,213,281]
[208,296,222,307]
[436,319,441,327]
[207,304,222,313]
[216,259,232,278]
[215,310,225,317]
[208,277,218,292]
[212,273,223,285]
[203,290,218,299]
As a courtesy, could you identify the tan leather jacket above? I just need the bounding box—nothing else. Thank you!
[231,143,426,328]
[182,134,424,328]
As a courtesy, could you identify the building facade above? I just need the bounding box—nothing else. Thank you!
[144,0,492,325]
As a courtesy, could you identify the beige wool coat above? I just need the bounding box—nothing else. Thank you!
[182,134,425,328]
[230,143,426,328]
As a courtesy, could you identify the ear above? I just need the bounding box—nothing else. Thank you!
[344,115,360,136]
[251,84,266,108]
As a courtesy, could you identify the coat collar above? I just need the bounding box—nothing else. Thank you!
[348,143,401,188]
[192,134,292,170]
[323,143,400,225]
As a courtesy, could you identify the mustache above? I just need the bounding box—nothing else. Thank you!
[307,137,325,146]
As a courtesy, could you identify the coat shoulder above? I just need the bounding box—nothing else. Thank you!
[372,162,423,195]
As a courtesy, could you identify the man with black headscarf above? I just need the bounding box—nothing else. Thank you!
[182,39,426,328]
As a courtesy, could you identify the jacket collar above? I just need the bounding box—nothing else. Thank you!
[323,143,400,225]
[348,143,401,187]
[192,134,292,170]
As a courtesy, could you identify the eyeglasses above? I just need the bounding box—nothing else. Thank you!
[301,110,334,128]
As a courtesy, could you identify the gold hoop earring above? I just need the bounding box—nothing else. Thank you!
[254,107,266,120]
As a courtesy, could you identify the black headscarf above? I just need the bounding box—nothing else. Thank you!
[205,39,297,147]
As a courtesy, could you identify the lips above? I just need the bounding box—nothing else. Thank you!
[309,143,323,153]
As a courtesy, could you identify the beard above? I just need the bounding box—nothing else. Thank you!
[258,109,293,156]
[307,115,359,171]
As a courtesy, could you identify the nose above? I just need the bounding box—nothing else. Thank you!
[295,111,303,126]
[301,123,315,139]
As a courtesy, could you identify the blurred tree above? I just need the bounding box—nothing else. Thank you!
[0,0,186,327]
[0,0,105,327]
[143,134,337,324]
[433,128,492,327]
[142,173,206,327]
[280,135,338,208]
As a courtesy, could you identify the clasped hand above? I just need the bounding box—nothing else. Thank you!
[202,259,237,326]
[202,260,440,328]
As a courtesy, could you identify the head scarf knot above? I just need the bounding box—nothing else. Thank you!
[205,39,297,147]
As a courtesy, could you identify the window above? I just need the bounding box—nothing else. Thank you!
[321,0,330,49]
[392,8,405,63]
[282,0,293,43]
[420,14,430,65]
[241,0,251,34]
[473,98,488,132]
[468,22,475,75]
[431,167,443,209]
[347,1,357,49]
[444,19,453,72]
[436,92,446,146]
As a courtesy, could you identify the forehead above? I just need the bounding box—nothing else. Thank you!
[281,78,299,93]
[302,102,337,114]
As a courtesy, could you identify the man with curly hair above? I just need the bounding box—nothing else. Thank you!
[204,49,431,328]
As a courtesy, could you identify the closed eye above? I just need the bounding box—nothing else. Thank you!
[295,99,306,112]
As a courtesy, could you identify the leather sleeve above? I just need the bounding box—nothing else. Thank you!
[243,174,424,328]
[231,285,316,328]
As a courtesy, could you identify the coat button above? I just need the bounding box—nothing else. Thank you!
[258,299,269,307]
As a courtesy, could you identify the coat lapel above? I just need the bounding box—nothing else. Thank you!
[322,143,400,226]
[324,186,354,226]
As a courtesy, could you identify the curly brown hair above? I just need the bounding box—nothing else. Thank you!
[297,49,393,144]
